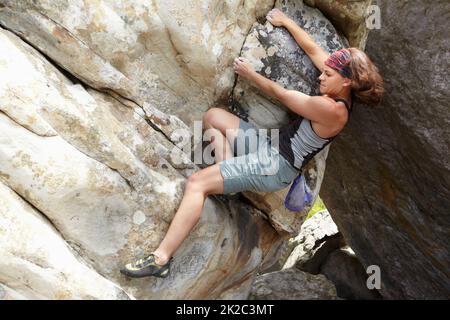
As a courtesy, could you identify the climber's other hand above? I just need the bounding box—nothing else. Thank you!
[233,57,254,79]
[266,8,288,27]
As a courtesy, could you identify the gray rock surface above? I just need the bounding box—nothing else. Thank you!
[0,0,415,300]
[0,0,275,125]
[249,268,338,300]
[0,182,132,300]
[234,0,348,129]
[0,27,282,299]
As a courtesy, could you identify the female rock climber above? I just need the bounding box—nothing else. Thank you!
[120,8,384,278]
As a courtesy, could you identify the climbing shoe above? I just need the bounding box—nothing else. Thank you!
[120,254,172,278]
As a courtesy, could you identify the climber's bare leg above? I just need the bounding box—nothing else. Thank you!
[152,163,224,265]
[152,108,240,265]
[202,107,241,163]
[204,127,234,163]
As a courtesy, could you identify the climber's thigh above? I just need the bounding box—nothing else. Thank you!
[218,141,298,195]
[203,108,240,144]
[188,163,224,195]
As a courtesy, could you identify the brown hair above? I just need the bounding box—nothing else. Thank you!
[348,47,384,106]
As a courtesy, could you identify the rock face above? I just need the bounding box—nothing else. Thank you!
[0,0,274,125]
[0,27,282,299]
[249,268,338,300]
[321,0,450,299]
[0,0,378,299]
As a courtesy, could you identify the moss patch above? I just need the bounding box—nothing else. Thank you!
[306,196,326,220]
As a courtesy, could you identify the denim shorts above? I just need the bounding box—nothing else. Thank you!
[219,119,299,194]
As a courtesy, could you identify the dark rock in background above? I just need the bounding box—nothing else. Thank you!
[296,233,344,274]
[321,0,450,299]
[249,268,338,300]
[320,248,382,300]
[303,0,372,48]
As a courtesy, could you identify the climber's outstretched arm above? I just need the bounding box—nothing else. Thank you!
[233,57,337,124]
[233,57,285,102]
[266,8,329,72]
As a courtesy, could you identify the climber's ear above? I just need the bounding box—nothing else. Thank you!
[342,77,352,88]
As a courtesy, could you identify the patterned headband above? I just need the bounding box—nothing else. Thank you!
[324,49,352,79]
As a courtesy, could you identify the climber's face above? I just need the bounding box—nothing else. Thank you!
[318,66,350,96]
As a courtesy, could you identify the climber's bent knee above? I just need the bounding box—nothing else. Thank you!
[185,173,205,194]
[185,165,225,196]
[202,107,240,137]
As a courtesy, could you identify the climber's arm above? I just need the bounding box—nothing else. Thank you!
[266,9,329,72]
[282,19,329,72]
[233,57,336,124]
[276,89,337,124]
[237,62,285,103]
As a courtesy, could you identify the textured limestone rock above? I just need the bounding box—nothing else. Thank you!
[0,0,379,300]
[233,0,348,235]
[258,209,340,273]
[0,0,275,125]
[321,0,450,299]
[0,28,282,299]
[288,232,381,300]
[249,268,338,300]
[304,0,373,48]
[293,233,343,275]
[0,182,132,300]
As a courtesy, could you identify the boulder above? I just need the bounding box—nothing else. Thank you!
[0,0,378,299]
[0,182,132,300]
[233,0,348,128]
[282,210,381,299]
[0,0,274,125]
[249,268,338,300]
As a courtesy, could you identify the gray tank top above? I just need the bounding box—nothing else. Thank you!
[278,98,352,170]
